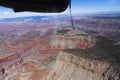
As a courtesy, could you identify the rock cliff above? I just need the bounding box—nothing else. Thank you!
[0,28,120,80]
[50,29,95,49]
[43,37,120,80]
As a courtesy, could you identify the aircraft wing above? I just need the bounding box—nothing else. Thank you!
[0,0,69,13]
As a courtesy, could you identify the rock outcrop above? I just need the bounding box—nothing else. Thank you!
[50,29,95,49]
[44,37,120,80]
[0,28,120,80]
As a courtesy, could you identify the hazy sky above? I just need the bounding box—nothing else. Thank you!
[71,0,120,13]
[0,0,120,19]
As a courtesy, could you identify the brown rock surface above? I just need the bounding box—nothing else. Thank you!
[44,37,120,80]
[50,29,95,49]
[0,28,119,80]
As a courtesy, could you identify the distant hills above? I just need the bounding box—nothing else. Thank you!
[0,15,69,23]
[0,16,52,22]
[1,11,120,22]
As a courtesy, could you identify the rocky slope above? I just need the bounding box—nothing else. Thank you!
[50,28,95,49]
[0,28,120,80]
[43,37,120,80]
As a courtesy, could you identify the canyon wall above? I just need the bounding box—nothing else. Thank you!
[45,52,119,80]
[43,37,120,80]
[0,28,120,80]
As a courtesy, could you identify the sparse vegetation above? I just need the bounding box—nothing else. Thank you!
[64,36,120,66]
[57,29,70,34]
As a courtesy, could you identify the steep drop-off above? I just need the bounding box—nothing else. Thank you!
[44,37,120,80]
[50,29,95,49]
[0,28,120,80]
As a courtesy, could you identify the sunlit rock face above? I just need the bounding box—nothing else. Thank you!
[43,37,120,80]
[45,52,109,80]
[0,28,120,80]
[50,29,96,49]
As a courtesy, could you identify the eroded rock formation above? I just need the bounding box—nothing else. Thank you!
[0,28,120,80]
[44,37,120,80]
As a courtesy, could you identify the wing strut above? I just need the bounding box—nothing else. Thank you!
[69,0,75,30]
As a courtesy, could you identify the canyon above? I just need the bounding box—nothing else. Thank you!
[0,14,120,80]
[44,37,120,80]
[0,27,120,80]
